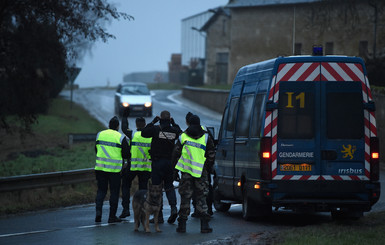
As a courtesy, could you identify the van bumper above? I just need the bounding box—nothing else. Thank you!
[267,180,380,212]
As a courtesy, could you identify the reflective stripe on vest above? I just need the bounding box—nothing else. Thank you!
[175,132,208,178]
[95,129,124,173]
[130,131,152,172]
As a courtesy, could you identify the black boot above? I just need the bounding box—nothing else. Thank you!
[119,208,130,218]
[95,209,102,223]
[200,218,213,233]
[168,206,178,224]
[176,218,187,233]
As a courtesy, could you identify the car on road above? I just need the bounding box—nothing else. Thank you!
[114,82,152,117]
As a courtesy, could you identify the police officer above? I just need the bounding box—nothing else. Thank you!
[119,117,152,218]
[141,110,182,224]
[185,112,215,218]
[95,116,130,223]
[172,115,215,233]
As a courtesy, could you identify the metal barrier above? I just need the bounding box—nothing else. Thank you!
[68,133,96,145]
[0,168,95,192]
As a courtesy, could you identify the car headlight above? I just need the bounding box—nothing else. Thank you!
[122,102,129,107]
[144,102,152,108]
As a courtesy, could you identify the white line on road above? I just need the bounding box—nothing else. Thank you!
[0,229,53,238]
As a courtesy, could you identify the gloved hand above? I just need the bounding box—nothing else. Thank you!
[170,117,176,126]
[123,107,130,117]
[152,116,160,124]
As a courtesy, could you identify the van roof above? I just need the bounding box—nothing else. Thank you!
[237,55,366,77]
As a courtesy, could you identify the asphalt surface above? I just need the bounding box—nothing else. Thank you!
[1,88,384,245]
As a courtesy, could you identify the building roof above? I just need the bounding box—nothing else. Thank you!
[200,7,230,32]
[227,0,320,8]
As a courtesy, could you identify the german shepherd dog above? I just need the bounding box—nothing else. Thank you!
[132,181,163,232]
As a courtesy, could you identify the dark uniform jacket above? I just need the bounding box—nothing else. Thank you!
[141,119,182,160]
[171,125,216,173]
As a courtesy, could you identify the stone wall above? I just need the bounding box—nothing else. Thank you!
[182,86,229,114]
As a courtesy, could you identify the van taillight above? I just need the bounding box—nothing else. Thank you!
[260,137,272,180]
[370,137,379,181]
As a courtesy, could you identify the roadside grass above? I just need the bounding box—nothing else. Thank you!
[0,98,104,177]
[0,97,106,215]
[278,211,385,245]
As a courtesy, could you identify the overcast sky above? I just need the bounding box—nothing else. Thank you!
[75,0,228,88]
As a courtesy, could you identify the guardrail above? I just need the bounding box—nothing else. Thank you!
[0,168,95,192]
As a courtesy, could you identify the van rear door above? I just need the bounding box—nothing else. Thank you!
[272,61,371,181]
[277,81,319,179]
[321,81,365,180]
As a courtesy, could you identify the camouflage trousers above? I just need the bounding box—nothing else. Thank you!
[178,171,209,220]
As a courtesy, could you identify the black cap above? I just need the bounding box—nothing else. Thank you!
[189,115,200,126]
[109,116,119,129]
[186,112,193,123]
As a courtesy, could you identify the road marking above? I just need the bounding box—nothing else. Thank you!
[0,220,135,238]
[0,229,54,238]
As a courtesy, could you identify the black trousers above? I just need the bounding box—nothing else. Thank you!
[151,158,177,207]
[95,170,121,218]
[121,170,151,210]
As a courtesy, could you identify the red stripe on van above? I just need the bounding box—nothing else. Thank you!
[355,63,364,73]
[282,175,293,180]
[350,175,360,181]
[370,112,377,135]
[332,175,343,181]
[297,62,319,81]
[339,63,362,81]
[279,63,303,81]
[272,167,277,177]
[299,175,311,180]
[320,74,327,81]
[322,63,345,81]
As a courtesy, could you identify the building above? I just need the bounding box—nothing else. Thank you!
[201,0,385,85]
[200,7,231,85]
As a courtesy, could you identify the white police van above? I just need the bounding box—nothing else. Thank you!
[214,47,380,220]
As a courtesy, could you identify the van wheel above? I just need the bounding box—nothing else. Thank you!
[213,188,231,212]
[242,187,256,221]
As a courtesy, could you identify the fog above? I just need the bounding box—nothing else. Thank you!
[75,0,228,88]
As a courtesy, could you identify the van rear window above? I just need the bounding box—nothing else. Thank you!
[278,82,315,139]
[326,82,364,139]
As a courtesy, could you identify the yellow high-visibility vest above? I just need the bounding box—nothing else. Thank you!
[95,129,125,173]
[175,132,208,178]
[130,131,152,172]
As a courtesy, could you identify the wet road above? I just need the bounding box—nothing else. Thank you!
[62,88,222,134]
[0,88,384,244]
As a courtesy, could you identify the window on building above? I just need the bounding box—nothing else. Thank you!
[359,41,369,58]
[294,43,302,55]
[325,42,334,55]
[216,52,229,84]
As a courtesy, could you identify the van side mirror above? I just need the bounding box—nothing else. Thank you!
[364,101,376,112]
[266,100,278,111]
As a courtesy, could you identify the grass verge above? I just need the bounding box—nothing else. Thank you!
[277,211,385,245]
[0,98,105,177]
[0,97,106,215]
